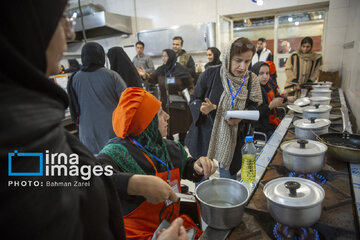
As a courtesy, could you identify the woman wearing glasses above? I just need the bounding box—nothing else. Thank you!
[186,37,263,180]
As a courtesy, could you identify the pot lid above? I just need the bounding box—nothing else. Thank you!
[294,97,310,107]
[303,104,332,113]
[294,118,331,129]
[311,89,332,93]
[287,104,303,113]
[310,96,331,102]
[280,139,327,156]
[264,177,325,208]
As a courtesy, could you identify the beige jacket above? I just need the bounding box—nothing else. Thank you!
[285,51,322,96]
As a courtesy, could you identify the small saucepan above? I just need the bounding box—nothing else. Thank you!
[303,104,332,120]
[311,89,332,98]
[310,96,331,106]
[294,117,331,140]
[280,139,327,173]
[264,177,325,227]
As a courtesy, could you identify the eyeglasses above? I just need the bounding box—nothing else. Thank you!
[233,42,255,49]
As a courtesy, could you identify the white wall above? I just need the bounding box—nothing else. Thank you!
[339,0,360,132]
[67,0,360,130]
[218,0,328,15]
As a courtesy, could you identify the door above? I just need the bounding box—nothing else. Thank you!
[217,15,233,52]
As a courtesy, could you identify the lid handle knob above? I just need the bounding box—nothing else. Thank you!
[297,139,308,149]
[314,104,320,109]
[284,181,301,197]
[309,117,316,123]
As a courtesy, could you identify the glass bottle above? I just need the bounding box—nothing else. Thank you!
[197,60,202,73]
[241,136,257,183]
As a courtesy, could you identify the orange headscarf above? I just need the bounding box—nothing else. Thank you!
[266,61,276,75]
[113,87,162,139]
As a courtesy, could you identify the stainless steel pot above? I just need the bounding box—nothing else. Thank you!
[310,96,331,105]
[195,178,249,229]
[303,104,332,119]
[294,118,331,140]
[280,139,327,173]
[312,85,331,90]
[264,177,325,227]
[311,89,332,98]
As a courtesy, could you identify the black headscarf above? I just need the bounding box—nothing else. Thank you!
[81,42,105,72]
[205,47,222,69]
[0,2,127,238]
[107,46,142,87]
[251,61,273,93]
[64,59,81,73]
[0,0,69,106]
[155,49,191,78]
[251,61,269,76]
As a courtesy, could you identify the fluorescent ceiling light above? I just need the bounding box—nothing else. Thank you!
[288,17,293,22]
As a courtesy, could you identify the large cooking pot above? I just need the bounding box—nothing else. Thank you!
[311,89,332,98]
[195,178,249,229]
[294,117,330,140]
[310,96,331,106]
[303,104,332,119]
[264,177,325,227]
[280,139,327,173]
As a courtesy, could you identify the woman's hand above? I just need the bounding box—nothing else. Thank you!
[127,175,178,204]
[269,97,284,110]
[280,91,288,98]
[226,118,242,126]
[194,157,218,179]
[287,96,296,103]
[156,218,188,240]
[200,98,217,115]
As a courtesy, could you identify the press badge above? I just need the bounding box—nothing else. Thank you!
[165,179,180,206]
[167,77,175,84]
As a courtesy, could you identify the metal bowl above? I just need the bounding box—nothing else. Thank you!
[195,178,249,229]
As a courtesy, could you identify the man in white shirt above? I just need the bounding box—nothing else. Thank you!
[252,37,273,66]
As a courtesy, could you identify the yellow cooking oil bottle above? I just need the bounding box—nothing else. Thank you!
[241,136,256,183]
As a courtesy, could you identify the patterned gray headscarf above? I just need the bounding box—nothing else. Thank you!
[207,38,262,169]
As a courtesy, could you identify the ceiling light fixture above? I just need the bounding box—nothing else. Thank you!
[288,17,293,22]
[251,0,263,6]
[295,21,299,26]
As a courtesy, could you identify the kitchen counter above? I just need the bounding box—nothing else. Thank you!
[201,88,359,239]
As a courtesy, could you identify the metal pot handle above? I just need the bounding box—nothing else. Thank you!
[297,139,308,149]
[284,181,301,197]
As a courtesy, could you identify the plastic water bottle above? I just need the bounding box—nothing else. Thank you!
[241,136,257,183]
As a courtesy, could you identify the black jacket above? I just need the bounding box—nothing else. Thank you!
[0,1,130,239]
